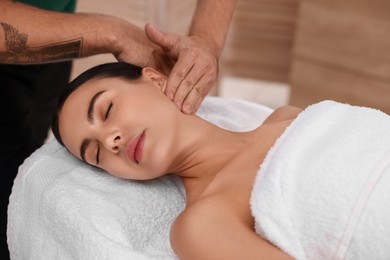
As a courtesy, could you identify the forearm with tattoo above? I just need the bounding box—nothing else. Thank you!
[0,22,82,63]
[0,0,162,66]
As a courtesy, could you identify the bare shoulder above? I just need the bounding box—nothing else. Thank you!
[263,105,303,124]
[170,197,293,260]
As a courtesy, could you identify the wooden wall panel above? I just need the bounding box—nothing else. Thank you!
[289,0,390,112]
[220,0,299,83]
[165,0,197,35]
[290,60,390,110]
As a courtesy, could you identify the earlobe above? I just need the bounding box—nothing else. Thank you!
[142,67,167,93]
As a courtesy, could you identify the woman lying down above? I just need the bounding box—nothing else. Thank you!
[52,62,390,260]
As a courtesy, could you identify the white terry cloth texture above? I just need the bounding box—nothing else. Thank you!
[251,100,390,260]
[8,96,272,260]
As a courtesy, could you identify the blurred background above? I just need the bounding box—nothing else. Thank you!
[72,0,390,112]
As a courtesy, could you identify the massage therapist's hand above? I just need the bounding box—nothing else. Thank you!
[145,23,218,114]
[109,20,172,76]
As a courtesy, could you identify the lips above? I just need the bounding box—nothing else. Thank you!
[126,131,145,164]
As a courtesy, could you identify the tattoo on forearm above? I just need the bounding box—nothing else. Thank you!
[2,22,28,52]
[0,22,82,63]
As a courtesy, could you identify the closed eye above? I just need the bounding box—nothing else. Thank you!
[104,102,113,120]
[96,144,101,165]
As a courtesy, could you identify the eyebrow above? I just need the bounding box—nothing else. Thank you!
[88,90,106,123]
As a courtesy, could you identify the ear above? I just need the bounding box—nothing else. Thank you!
[142,67,167,93]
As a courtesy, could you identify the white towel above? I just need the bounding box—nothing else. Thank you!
[8,97,272,260]
[250,100,390,260]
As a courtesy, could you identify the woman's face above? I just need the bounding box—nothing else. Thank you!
[59,68,180,180]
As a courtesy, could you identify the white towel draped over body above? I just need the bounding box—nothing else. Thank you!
[251,100,390,260]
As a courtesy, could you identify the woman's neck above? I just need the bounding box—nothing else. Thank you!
[168,113,257,202]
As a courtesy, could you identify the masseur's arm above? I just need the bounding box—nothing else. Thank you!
[0,0,168,72]
[145,0,238,114]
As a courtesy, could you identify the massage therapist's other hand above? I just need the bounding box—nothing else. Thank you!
[145,23,218,114]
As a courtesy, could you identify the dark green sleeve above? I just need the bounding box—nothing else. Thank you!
[17,0,76,13]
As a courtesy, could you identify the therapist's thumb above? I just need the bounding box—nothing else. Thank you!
[145,23,175,53]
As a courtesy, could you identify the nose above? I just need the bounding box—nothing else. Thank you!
[102,130,122,153]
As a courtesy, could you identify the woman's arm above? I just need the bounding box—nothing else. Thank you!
[171,200,293,260]
[0,0,165,70]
